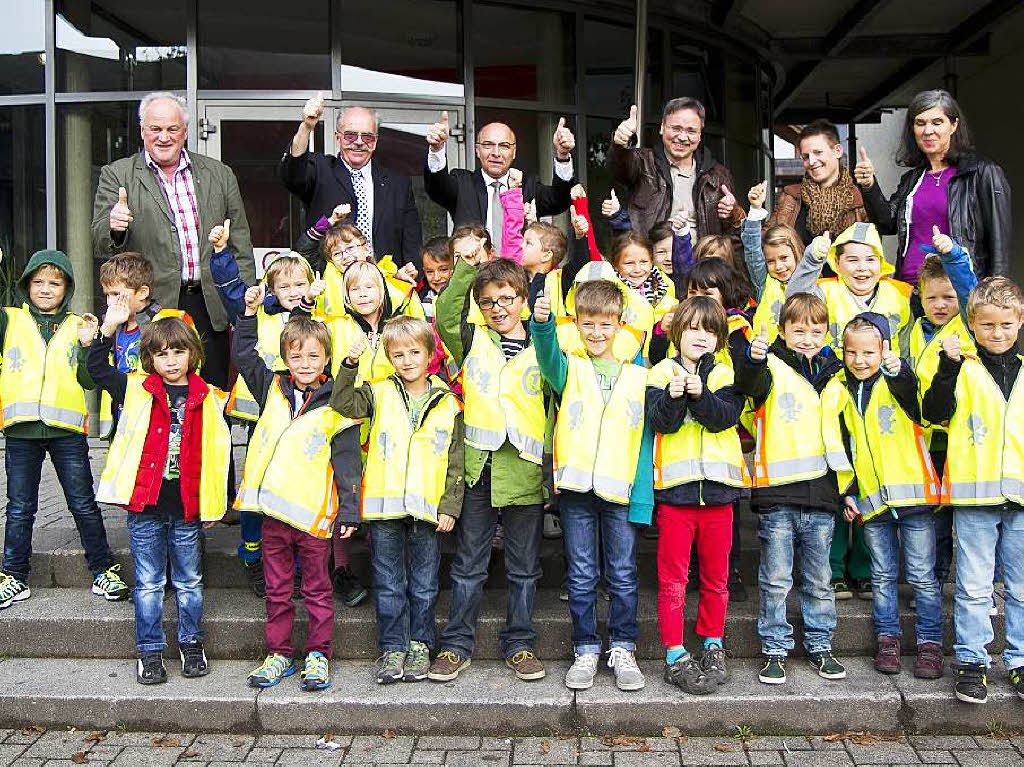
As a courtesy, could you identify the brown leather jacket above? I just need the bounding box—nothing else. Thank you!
[609,141,744,239]
[767,180,867,245]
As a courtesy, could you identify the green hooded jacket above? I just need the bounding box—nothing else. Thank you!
[0,249,95,440]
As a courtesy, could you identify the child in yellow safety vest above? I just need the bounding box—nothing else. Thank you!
[429,257,550,684]
[87,310,231,685]
[331,316,465,685]
[0,249,128,613]
[921,277,1024,705]
[646,296,747,697]
[530,279,648,693]
[733,293,847,685]
[233,285,361,693]
[821,313,944,679]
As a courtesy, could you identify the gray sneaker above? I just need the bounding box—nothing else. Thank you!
[607,647,645,691]
[700,645,729,684]
[403,641,430,682]
[375,651,405,685]
[564,652,600,690]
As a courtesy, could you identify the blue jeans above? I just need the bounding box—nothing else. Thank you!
[3,434,113,582]
[439,465,543,657]
[370,517,441,653]
[954,506,1024,669]
[560,491,639,654]
[126,513,204,653]
[862,511,942,645]
[757,506,836,656]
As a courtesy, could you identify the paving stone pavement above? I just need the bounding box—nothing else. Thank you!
[1,729,1023,766]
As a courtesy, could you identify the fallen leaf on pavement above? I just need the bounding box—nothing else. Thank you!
[662,726,682,738]
[71,752,88,764]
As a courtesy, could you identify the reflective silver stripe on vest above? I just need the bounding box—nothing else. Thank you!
[507,427,544,464]
[593,474,633,503]
[362,495,439,522]
[758,455,828,480]
[1003,478,1024,502]
[234,487,260,512]
[554,465,592,492]
[38,405,87,431]
[2,402,41,422]
[228,398,260,420]
[258,488,331,532]
[860,489,886,517]
[95,478,119,504]
[703,461,745,485]
[944,480,1006,502]
[826,451,853,471]
[465,423,504,451]
[658,458,702,486]
[884,483,931,504]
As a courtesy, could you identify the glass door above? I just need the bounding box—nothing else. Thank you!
[197,101,466,274]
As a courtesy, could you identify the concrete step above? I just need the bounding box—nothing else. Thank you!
[0,656,1018,736]
[0,585,984,661]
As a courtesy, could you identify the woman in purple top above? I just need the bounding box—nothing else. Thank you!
[854,89,1012,282]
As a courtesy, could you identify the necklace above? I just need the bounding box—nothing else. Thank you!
[928,168,947,187]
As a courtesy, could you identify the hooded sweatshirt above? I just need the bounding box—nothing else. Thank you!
[0,249,95,440]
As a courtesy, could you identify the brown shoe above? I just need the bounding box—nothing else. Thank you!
[874,636,902,675]
[506,650,546,681]
[914,642,944,679]
[427,650,470,682]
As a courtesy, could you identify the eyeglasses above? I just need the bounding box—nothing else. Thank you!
[664,125,701,138]
[340,131,378,146]
[478,295,518,311]
[476,141,515,152]
[332,243,368,260]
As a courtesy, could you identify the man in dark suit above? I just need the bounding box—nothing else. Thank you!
[91,91,255,389]
[424,112,576,245]
[281,96,422,268]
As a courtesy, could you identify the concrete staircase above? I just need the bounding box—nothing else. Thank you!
[0,521,1019,737]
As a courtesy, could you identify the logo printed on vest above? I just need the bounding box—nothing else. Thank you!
[430,428,450,456]
[464,357,491,392]
[377,430,395,461]
[829,322,841,342]
[878,406,896,435]
[6,345,24,372]
[778,392,802,424]
[261,351,277,368]
[626,400,643,429]
[521,364,542,394]
[566,400,583,431]
[303,432,328,461]
[967,413,987,446]
[771,300,783,322]
[66,343,79,367]
[887,314,901,335]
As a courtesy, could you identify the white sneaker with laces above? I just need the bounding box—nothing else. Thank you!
[543,513,563,539]
[608,647,645,691]
[564,652,600,690]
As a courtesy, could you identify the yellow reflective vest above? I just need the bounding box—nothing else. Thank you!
[0,307,88,434]
[96,375,231,521]
[749,354,829,487]
[462,326,546,464]
[226,309,289,422]
[553,356,646,504]
[362,376,462,524]
[752,276,787,344]
[941,355,1024,506]
[819,277,912,356]
[324,314,395,383]
[235,377,360,537]
[647,359,747,490]
[909,315,975,442]
[821,371,940,520]
[317,260,425,320]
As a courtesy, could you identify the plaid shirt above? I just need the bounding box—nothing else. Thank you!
[145,149,201,282]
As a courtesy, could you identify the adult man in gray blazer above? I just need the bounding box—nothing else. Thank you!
[91,91,255,388]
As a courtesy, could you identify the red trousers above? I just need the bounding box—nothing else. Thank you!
[656,502,733,647]
[263,517,334,658]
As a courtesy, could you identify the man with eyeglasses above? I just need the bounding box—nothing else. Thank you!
[91,90,255,390]
[424,112,576,245]
[281,95,422,269]
[610,97,744,241]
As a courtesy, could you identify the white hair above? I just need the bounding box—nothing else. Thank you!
[336,106,380,133]
[138,92,190,128]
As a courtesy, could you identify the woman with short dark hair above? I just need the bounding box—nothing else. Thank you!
[854,89,1012,281]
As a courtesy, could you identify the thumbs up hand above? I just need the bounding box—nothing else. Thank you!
[812,230,832,261]
[941,332,963,362]
[668,366,689,399]
[601,189,621,218]
[750,324,770,361]
[881,339,901,375]
[533,285,552,324]
[329,203,351,225]
[78,313,99,347]
[931,225,954,256]
[307,271,326,302]
[346,333,367,365]
[394,261,418,285]
[208,218,231,251]
[244,283,266,316]
[748,180,768,210]
[853,146,875,188]
[717,184,737,220]
[684,373,703,399]
[426,111,450,151]
[614,105,638,147]
[523,199,538,225]
[110,186,133,232]
[302,91,326,126]
[508,167,523,190]
[553,117,575,160]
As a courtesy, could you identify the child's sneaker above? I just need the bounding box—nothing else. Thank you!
[403,641,430,682]
[664,656,716,695]
[874,636,901,674]
[607,647,645,691]
[830,579,853,600]
[92,564,129,601]
[542,512,562,539]
[506,650,545,681]
[244,560,266,599]
[854,578,873,599]
[808,650,847,680]
[248,653,296,688]
[758,656,786,685]
[953,662,988,703]
[1008,667,1024,700]
[913,642,944,679]
[700,645,729,684]
[137,651,167,685]
[0,573,30,609]
[428,650,471,682]
[301,652,331,691]
[376,651,405,685]
[179,640,210,678]
[564,653,600,690]
[332,566,368,607]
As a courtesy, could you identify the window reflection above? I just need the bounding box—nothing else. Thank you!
[0,0,46,94]
[0,106,46,284]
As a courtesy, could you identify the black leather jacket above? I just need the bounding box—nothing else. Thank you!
[862,154,1012,279]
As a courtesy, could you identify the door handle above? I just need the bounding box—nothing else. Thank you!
[198,118,218,141]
